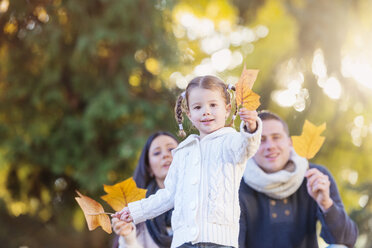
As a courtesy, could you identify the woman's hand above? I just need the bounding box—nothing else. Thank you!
[111,217,134,237]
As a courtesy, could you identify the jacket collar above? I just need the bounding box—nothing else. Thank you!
[173,126,236,152]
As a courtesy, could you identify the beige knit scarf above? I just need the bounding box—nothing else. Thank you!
[243,149,309,199]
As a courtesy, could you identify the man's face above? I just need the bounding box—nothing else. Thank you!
[253,119,292,173]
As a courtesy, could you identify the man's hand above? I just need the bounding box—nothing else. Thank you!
[305,168,333,212]
[239,108,258,133]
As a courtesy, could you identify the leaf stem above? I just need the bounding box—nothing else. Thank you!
[87,212,114,216]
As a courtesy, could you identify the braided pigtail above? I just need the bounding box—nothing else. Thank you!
[227,84,237,127]
[174,93,186,138]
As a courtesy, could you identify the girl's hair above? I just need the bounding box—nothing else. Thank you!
[133,131,178,189]
[174,75,236,137]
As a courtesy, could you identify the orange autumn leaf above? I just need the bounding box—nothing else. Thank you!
[75,190,112,234]
[101,177,147,212]
[292,120,326,159]
[235,66,260,110]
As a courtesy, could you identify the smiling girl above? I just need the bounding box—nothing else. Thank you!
[113,75,262,248]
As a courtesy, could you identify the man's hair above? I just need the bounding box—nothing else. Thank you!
[258,110,290,136]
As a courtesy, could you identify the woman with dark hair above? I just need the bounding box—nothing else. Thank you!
[111,131,178,248]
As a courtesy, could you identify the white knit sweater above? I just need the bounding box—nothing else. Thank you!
[128,120,262,248]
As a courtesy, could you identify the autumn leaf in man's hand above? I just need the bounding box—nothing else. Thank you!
[75,190,112,234]
[292,120,326,159]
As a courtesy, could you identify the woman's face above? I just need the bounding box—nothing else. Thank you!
[148,135,178,186]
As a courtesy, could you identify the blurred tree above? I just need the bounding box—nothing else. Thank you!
[0,0,179,246]
[232,0,372,246]
[1,0,372,247]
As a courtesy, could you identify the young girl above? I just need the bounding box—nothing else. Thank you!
[113,75,262,248]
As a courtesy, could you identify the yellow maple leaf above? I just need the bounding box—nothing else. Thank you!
[292,120,326,159]
[101,177,147,212]
[75,190,112,234]
[235,66,260,110]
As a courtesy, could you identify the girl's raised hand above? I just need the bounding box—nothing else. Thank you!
[238,108,258,133]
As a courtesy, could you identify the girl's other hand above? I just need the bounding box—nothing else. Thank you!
[238,108,258,133]
[111,207,133,223]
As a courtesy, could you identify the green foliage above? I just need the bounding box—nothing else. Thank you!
[0,1,178,243]
[1,0,372,246]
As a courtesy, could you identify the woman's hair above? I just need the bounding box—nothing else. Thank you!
[132,131,178,189]
[174,75,236,137]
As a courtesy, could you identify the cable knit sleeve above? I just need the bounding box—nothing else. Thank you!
[224,117,262,165]
[316,166,358,247]
[128,152,179,224]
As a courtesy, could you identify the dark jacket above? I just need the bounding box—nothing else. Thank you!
[238,164,358,248]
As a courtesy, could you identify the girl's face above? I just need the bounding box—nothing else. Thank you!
[187,87,231,139]
[148,135,178,187]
